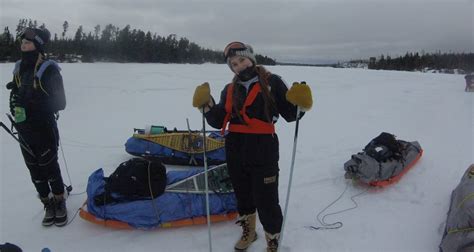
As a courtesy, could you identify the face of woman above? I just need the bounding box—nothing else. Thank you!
[229,56,253,74]
[21,39,36,52]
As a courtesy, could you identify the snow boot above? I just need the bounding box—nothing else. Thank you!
[234,213,257,251]
[40,197,55,226]
[53,194,68,227]
[265,232,280,252]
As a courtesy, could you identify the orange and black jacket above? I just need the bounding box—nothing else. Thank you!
[205,74,302,133]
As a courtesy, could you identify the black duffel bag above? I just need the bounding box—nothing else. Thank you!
[94,158,166,205]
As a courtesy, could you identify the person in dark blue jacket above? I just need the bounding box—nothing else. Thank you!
[6,27,68,227]
[193,41,312,252]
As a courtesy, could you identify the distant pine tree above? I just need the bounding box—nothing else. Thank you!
[1,20,277,64]
[368,52,473,73]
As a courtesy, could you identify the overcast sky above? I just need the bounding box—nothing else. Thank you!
[1,0,472,63]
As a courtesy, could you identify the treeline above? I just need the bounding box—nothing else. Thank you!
[0,19,276,65]
[368,52,473,72]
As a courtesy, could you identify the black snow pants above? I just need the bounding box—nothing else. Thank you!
[225,132,283,234]
[17,119,64,198]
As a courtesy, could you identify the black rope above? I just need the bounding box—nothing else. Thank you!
[68,191,86,196]
[147,160,162,225]
[64,207,82,226]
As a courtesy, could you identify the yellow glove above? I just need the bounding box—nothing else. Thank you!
[192,82,211,108]
[286,81,313,111]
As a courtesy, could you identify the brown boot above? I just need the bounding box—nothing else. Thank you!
[234,213,257,251]
[265,232,280,252]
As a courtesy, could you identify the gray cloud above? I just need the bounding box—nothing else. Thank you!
[1,0,472,63]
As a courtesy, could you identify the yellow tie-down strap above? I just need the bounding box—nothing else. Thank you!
[133,132,225,153]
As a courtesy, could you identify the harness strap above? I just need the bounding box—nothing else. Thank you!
[221,82,275,135]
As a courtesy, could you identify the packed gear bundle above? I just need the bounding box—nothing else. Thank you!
[439,164,474,251]
[92,158,167,205]
[125,126,225,166]
[312,133,423,232]
[80,122,234,233]
[344,132,423,186]
[79,162,237,229]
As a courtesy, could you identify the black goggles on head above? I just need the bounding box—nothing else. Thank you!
[20,28,44,45]
[223,41,248,60]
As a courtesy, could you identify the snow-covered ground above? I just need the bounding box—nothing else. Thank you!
[1,63,472,251]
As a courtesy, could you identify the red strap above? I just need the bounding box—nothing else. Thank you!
[221,84,234,135]
[228,118,275,134]
[221,82,275,135]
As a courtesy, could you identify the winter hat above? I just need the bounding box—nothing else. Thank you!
[223,41,257,68]
[20,27,50,53]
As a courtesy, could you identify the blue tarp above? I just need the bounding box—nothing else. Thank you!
[86,168,237,229]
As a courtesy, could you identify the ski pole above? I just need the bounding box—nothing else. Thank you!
[0,121,36,157]
[5,113,36,157]
[280,81,306,249]
[201,112,213,252]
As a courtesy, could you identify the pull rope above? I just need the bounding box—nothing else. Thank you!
[64,207,82,226]
[58,137,73,191]
[147,160,162,225]
[56,124,73,194]
[309,179,368,230]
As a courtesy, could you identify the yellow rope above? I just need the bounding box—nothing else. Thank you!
[37,78,49,96]
[457,193,474,209]
[447,227,474,234]
[14,74,21,87]
[33,55,42,89]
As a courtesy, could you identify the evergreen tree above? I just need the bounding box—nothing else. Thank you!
[1,21,277,64]
[62,21,69,39]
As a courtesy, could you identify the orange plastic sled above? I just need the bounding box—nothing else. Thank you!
[368,149,423,187]
[79,202,238,230]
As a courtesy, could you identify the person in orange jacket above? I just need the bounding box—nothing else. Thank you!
[193,41,312,251]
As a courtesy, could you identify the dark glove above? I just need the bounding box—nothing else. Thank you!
[9,91,26,123]
[6,81,17,90]
[9,91,18,116]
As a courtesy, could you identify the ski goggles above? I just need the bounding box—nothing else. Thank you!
[223,41,248,60]
[20,28,45,45]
